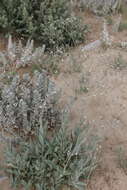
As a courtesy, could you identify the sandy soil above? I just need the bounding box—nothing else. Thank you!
[1,12,127,190]
[54,47,127,190]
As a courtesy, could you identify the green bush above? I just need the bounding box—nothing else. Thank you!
[0,0,88,50]
[4,124,98,190]
[113,54,127,70]
[116,146,127,175]
[119,22,127,32]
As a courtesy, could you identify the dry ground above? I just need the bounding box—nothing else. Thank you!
[1,11,127,190]
[55,47,127,190]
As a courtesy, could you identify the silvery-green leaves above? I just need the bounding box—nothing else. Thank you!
[0,71,61,135]
[0,35,45,70]
[5,124,99,190]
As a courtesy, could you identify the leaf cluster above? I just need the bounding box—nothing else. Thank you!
[0,0,88,50]
[0,71,61,136]
[5,124,98,190]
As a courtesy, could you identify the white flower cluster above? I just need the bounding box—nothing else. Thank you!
[120,41,127,49]
[0,35,45,70]
[101,19,112,47]
[0,71,61,135]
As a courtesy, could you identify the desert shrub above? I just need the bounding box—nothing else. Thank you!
[119,41,127,49]
[74,0,122,15]
[113,54,127,70]
[0,35,45,70]
[78,74,89,94]
[0,0,88,50]
[0,71,61,136]
[0,35,62,75]
[118,0,127,15]
[116,146,127,175]
[106,16,113,25]
[119,22,127,31]
[4,123,99,190]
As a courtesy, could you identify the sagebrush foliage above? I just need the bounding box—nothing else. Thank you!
[5,124,98,190]
[0,0,88,50]
[0,71,61,136]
